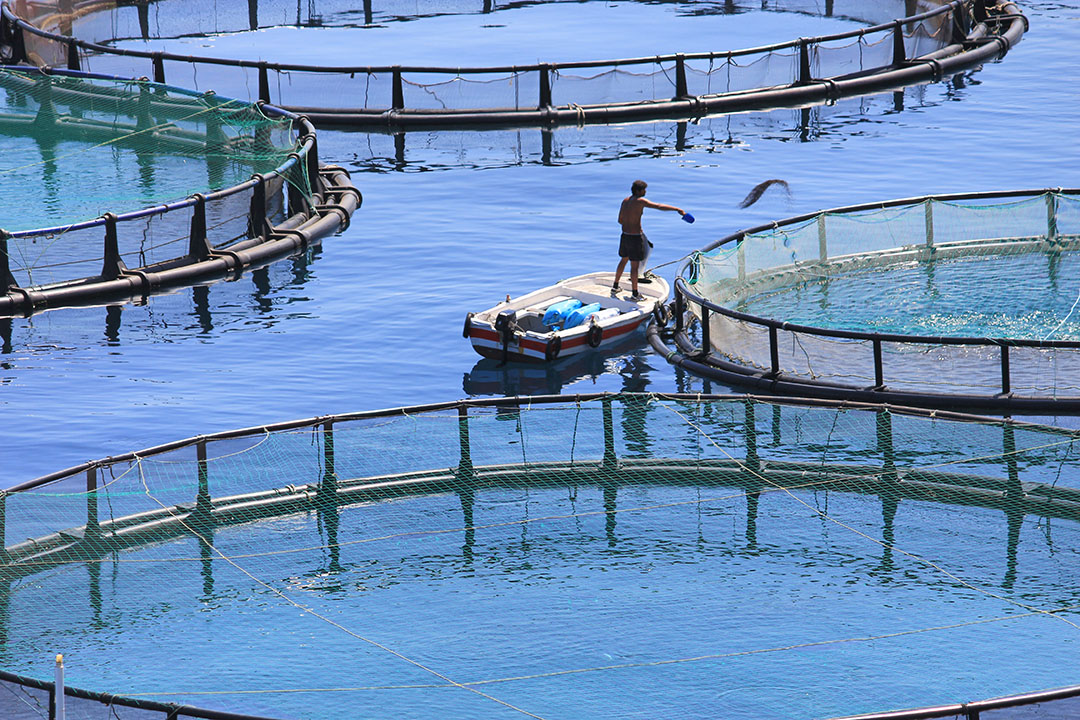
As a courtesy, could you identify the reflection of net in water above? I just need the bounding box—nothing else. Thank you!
[4,394,1080,719]
[682,191,1080,401]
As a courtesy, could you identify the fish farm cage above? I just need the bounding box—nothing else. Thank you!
[652,188,1080,413]
[0,66,359,318]
[2,392,1080,719]
[0,0,1026,128]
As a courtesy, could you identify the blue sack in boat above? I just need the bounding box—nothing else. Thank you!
[543,298,583,327]
[563,302,602,330]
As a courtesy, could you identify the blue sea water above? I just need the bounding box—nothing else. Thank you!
[1,1,1079,718]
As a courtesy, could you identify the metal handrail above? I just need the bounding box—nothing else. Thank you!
[12,390,1080,494]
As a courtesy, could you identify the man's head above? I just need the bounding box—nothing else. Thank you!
[631,180,647,197]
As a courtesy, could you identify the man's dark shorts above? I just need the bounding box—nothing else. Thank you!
[619,232,649,262]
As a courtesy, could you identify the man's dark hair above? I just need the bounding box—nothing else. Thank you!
[631,180,647,197]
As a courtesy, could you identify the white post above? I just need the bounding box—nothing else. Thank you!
[54,654,65,720]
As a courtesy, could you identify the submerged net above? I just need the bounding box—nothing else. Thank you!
[2,394,1080,719]
[690,191,1080,397]
[0,67,310,289]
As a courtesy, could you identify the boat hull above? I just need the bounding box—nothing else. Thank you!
[469,313,648,363]
[465,271,669,364]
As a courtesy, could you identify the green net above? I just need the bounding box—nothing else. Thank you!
[689,191,1080,397]
[2,394,1080,719]
[0,67,306,233]
[0,67,315,290]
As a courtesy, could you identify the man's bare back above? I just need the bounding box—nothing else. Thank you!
[613,180,685,298]
[618,195,683,234]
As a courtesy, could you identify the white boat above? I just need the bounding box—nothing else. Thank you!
[464,271,670,363]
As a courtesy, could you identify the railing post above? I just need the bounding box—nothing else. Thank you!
[99,213,127,280]
[33,77,57,127]
[798,38,812,85]
[1002,423,1021,497]
[248,175,268,239]
[538,64,552,109]
[876,409,897,481]
[973,0,987,24]
[674,287,685,333]
[673,54,689,99]
[737,238,746,284]
[305,133,323,196]
[0,11,28,65]
[258,64,271,105]
[924,198,935,249]
[0,230,16,289]
[817,213,827,262]
[873,338,884,389]
[698,303,711,357]
[135,82,152,131]
[1047,192,1058,243]
[319,420,337,503]
[152,53,166,84]
[0,491,8,565]
[392,66,404,110]
[457,405,474,481]
[66,38,80,71]
[743,398,760,475]
[53,655,65,720]
[1000,343,1011,395]
[768,326,780,376]
[194,440,211,521]
[86,466,100,541]
[288,170,310,217]
[188,194,211,260]
[892,20,907,67]
[602,396,616,472]
[204,104,228,153]
[950,2,971,45]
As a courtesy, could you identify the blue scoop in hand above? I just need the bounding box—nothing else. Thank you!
[682,212,695,224]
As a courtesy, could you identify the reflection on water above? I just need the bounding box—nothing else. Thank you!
[0,247,322,359]
[329,85,957,174]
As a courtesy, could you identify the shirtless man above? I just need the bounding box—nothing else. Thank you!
[614,180,685,299]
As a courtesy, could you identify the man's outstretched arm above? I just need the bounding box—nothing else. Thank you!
[643,199,685,215]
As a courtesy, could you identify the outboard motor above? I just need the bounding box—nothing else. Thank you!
[494,309,517,365]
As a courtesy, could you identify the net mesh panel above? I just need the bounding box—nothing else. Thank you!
[11,0,964,114]
[693,192,1080,397]
[402,71,526,111]
[0,678,49,719]
[267,68,395,110]
[2,395,1080,719]
[0,68,307,288]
